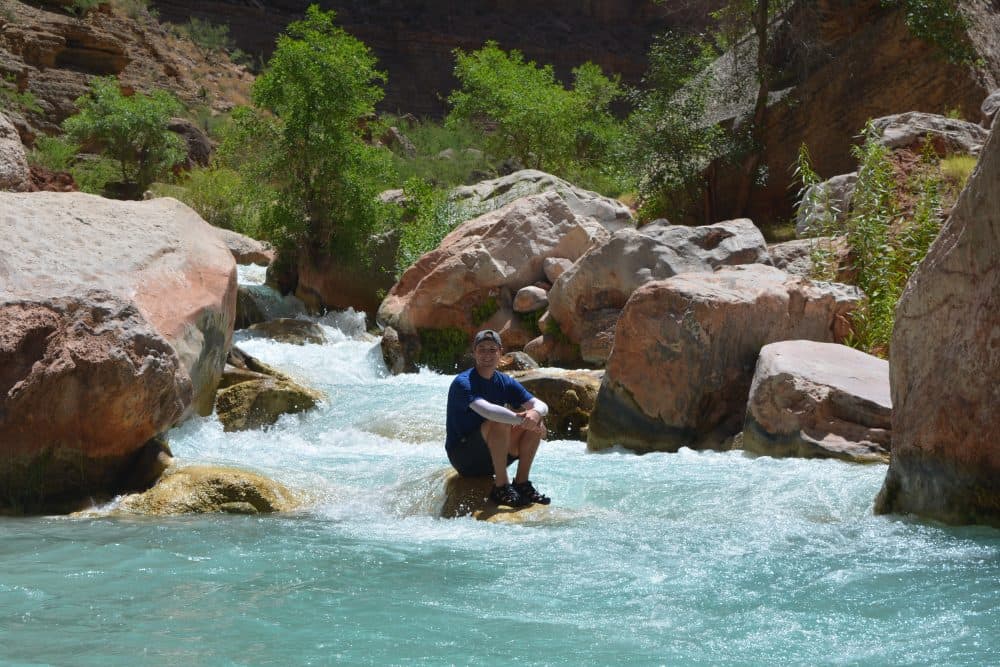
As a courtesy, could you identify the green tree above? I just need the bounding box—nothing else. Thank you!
[220,5,393,257]
[623,32,731,222]
[62,76,185,192]
[446,42,622,175]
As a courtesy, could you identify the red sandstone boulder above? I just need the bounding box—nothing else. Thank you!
[741,340,891,463]
[587,265,861,453]
[874,126,1000,527]
[377,191,611,371]
[548,218,770,365]
[0,192,237,510]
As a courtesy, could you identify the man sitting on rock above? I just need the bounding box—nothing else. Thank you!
[446,329,551,507]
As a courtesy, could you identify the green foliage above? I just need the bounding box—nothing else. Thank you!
[883,0,976,63]
[543,315,572,346]
[939,153,976,188]
[62,77,186,192]
[470,296,499,326]
[395,178,456,276]
[110,0,154,20]
[519,309,542,337]
[28,135,79,171]
[220,6,393,257]
[384,116,493,188]
[68,0,103,17]
[417,327,469,373]
[0,75,42,115]
[800,125,950,357]
[621,31,731,221]
[152,166,262,237]
[447,41,623,176]
[70,155,120,194]
[177,17,233,53]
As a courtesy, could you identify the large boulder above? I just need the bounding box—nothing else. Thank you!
[116,465,300,515]
[511,369,602,441]
[870,112,990,155]
[767,237,850,280]
[377,191,611,372]
[874,126,1000,527]
[548,218,770,365]
[0,112,30,192]
[292,231,398,317]
[0,192,237,510]
[448,169,633,232]
[588,265,862,453]
[741,340,891,463]
[982,90,1000,128]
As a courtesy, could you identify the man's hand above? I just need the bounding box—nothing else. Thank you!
[516,409,546,435]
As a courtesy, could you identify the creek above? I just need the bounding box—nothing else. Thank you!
[1,266,997,666]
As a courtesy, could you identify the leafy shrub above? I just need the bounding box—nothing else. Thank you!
[177,17,233,53]
[447,41,623,176]
[471,296,499,325]
[417,327,469,373]
[0,75,42,115]
[29,136,79,171]
[157,166,261,237]
[939,154,977,188]
[67,0,103,16]
[62,76,186,192]
[70,155,120,194]
[220,6,393,258]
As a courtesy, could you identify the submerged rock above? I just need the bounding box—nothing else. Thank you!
[116,465,299,515]
[588,265,861,453]
[741,341,891,463]
[874,121,1000,527]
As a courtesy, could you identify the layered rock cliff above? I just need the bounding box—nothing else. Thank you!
[148,0,723,117]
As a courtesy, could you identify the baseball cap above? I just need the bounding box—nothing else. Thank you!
[473,329,502,348]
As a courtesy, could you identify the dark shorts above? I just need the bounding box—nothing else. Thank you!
[447,427,518,477]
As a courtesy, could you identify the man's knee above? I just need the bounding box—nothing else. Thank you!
[481,420,512,444]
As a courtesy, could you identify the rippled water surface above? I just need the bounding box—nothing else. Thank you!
[2,269,998,666]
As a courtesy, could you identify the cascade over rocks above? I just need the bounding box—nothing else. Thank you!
[0,192,236,510]
[874,125,1000,527]
[377,190,612,372]
[587,265,861,453]
[741,340,891,463]
[0,113,31,192]
[548,218,770,365]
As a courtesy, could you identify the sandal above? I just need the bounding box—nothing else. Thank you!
[514,480,551,505]
[489,483,530,508]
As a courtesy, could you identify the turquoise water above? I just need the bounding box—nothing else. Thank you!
[2,271,998,666]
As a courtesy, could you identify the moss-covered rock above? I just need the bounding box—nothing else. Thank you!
[116,465,299,515]
[512,369,602,440]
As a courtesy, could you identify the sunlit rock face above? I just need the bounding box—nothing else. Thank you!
[875,127,1000,527]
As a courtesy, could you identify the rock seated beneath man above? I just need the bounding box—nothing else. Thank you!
[445,329,551,507]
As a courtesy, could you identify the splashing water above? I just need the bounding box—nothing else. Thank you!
[1,276,997,665]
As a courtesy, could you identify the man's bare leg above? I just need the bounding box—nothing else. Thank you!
[481,420,512,486]
[510,423,544,484]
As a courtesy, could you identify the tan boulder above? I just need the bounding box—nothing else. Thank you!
[588,265,861,453]
[211,226,274,266]
[440,471,551,522]
[246,318,327,345]
[377,191,610,371]
[0,112,30,192]
[215,376,323,432]
[116,465,300,515]
[874,125,1000,527]
[548,218,769,365]
[512,369,602,440]
[0,193,236,510]
[741,340,891,463]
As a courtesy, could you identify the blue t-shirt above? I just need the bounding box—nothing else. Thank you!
[445,367,534,451]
